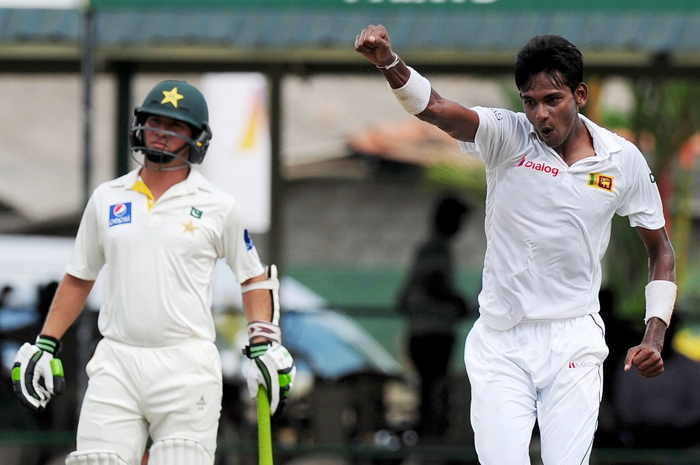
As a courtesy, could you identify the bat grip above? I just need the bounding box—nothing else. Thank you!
[257,387,273,465]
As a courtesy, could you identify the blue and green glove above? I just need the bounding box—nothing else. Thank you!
[12,335,64,411]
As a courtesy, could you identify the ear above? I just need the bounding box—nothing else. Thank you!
[574,82,588,108]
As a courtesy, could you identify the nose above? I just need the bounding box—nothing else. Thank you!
[147,123,169,137]
[535,104,549,121]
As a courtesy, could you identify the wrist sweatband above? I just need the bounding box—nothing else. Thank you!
[644,280,676,326]
[247,321,281,344]
[390,66,431,115]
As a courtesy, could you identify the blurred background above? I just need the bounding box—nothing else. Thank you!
[1,0,700,464]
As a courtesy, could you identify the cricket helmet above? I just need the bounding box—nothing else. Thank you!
[130,80,213,165]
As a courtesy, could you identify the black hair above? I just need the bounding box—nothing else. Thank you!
[514,34,583,94]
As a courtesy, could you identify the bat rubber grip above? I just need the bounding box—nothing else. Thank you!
[258,387,273,465]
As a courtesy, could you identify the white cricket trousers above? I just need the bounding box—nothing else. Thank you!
[76,337,223,465]
[465,314,608,465]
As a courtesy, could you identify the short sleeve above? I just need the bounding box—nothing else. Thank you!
[616,147,666,230]
[458,107,531,169]
[66,193,105,280]
[220,200,265,283]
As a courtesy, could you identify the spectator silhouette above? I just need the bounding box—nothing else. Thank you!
[397,195,473,441]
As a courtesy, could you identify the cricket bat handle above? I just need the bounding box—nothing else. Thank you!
[257,387,273,465]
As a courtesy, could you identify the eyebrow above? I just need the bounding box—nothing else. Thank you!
[520,90,565,100]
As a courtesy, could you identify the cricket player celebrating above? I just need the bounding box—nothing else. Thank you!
[356,26,676,464]
[12,80,295,465]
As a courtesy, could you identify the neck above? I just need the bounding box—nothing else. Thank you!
[555,117,595,166]
[139,166,190,200]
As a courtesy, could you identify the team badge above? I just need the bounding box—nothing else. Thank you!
[109,202,132,227]
[244,229,254,251]
[588,173,614,192]
[182,220,198,236]
[190,207,203,219]
[161,87,184,108]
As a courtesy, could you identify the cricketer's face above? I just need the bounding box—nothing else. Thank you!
[143,114,193,168]
[520,71,587,151]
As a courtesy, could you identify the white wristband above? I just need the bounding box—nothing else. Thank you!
[644,280,676,326]
[390,66,431,115]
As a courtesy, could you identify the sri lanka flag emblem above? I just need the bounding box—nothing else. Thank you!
[588,173,614,192]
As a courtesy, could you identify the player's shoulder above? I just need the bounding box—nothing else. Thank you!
[584,117,645,162]
[187,170,241,210]
[473,106,523,124]
[472,106,530,137]
[89,169,139,201]
[604,127,647,166]
[189,170,229,196]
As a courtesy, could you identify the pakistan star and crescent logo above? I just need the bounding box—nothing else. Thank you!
[182,220,198,236]
[161,87,184,108]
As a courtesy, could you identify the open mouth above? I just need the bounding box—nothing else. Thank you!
[540,127,554,137]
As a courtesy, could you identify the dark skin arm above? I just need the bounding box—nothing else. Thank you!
[624,226,675,378]
[354,24,480,142]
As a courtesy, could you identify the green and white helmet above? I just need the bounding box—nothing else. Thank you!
[130,80,213,165]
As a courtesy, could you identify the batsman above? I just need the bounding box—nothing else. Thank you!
[12,80,295,465]
[356,25,676,464]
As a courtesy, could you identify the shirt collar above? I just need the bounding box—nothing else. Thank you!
[112,167,213,195]
[579,114,621,159]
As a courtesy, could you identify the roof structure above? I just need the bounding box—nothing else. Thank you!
[2,3,700,76]
[3,1,700,267]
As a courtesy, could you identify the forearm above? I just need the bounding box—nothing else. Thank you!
[241,270,278,344]
[242,288,272,323]
[40,273,94,340]
[648,246,675,282]
[638,226,675,282]
[641,317,667,351]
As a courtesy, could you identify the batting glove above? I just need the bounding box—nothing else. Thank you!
[12,335,65,412]
[244,342,296,417]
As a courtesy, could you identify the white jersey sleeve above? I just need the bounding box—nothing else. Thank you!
[66,192,105,281]
[615,142,666,230]
[217,200,265,283]
[458,106,532,168]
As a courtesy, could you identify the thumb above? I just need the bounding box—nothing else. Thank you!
[624,348,639,372]
[247,374,260,399]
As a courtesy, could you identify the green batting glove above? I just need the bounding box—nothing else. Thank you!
[244,342,296,417]
[12,335,65,412]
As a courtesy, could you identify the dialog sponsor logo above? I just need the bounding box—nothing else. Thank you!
[517,156,559,177]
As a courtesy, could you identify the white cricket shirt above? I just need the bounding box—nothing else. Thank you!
[67,168,265,346]
[459,107,665,330]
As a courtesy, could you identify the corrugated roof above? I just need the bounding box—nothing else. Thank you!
[2,7,700,74]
